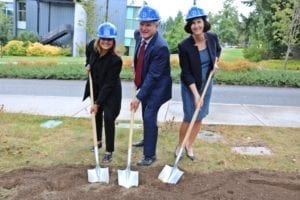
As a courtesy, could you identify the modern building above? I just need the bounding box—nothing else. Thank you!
[124,0,141,56]
[12,0,127,56]
[4,0,145,56]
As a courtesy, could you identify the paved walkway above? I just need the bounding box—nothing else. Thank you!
[1,94,300,128]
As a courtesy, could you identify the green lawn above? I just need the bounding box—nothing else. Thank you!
[0,113,299,173]
[220,48,244,61]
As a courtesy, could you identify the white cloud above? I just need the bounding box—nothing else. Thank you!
[128,0,253,20]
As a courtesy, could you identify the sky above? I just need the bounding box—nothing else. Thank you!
[128,0,253,20]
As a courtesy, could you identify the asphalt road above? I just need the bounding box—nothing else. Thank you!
[0,78,300,106]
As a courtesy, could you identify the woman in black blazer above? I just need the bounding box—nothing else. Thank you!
[83,22,122,163]
[175,6,221,160]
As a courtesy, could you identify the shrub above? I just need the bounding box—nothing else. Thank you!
[170,54,179,68]
[121,56,133,69]
[116,45,127,56]
[3,40,27,56]
[243,46,267,62]
[26,42,68,56]
[219,60,255,71]
[17,31,39,42]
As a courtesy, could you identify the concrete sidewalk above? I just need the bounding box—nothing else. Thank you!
[1,94,300,128]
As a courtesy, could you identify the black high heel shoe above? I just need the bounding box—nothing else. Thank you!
[185,147,195,161]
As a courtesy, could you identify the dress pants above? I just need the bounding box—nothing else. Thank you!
[141,102,161,157]
[95,106,118,153]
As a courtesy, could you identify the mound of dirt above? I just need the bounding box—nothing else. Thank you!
[0,165,299,200]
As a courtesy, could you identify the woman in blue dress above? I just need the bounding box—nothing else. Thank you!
[176,5,222,160]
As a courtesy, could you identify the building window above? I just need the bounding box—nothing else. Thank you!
[126,7,139,29]
[18,1,26,21]
[1,2,13,17]
[126,7,133,19]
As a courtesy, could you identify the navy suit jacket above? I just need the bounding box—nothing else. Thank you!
[178,32,222,90]
[134,31,172,107]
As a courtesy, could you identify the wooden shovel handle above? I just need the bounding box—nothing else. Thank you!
[180,71,214,149]
[88,72,98,148]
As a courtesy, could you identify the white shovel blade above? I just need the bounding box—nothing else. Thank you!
[87,166,109,183]
[117,169,139,189]
[158,165,184,184]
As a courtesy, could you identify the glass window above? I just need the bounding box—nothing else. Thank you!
[126,19,134,29]
[131,39,136,46]
[6,9,13,17]
[133,8,139,19]
[18,1,26,21]
[126,7,133,19]
[124,38,131,46]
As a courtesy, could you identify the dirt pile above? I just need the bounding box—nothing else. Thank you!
[0,165,299,200]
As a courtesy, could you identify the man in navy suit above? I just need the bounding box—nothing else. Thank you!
[130,5,172,166]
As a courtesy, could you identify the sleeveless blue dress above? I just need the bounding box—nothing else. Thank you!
[181,48,213,122]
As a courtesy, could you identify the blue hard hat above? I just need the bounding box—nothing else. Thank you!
[186,6,207,21]
[137,5,160,21]
[97,22,117,38]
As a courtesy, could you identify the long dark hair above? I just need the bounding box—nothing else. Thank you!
[184,17,211,34]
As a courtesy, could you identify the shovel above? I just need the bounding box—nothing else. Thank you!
[158,71,214,184]
[118,90,139,188]
[87,72,109,183]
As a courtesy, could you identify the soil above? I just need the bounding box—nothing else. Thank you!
[0,165,299,200]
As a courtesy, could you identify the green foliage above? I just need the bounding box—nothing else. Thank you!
[77,0,97,38]
[163,11,187,53]
[0,48,299,88]
[3,40,27,56]
[17,31,40,43]
[211,0,241,46]
[27,43,70,56]
[259,59,300,70]
[76,42,86,57]
[241,0,298,59]
[214,69,300,87]
[3,40,70,56]
[243,45,267,62]
[0,2,13,57]
[0,63,85,80]
[272,0,300,47]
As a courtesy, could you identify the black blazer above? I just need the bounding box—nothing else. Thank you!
[178,32,221,90]
[83,40,122,110]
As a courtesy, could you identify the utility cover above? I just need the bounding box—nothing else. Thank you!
[232,146,272,156]
[40,120,63,128]
[198,130,224,143]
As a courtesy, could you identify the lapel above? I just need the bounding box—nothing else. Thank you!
[205,33,214,65]
[134,39,141,65]
[188,36,201,66]
[143,32,158,63]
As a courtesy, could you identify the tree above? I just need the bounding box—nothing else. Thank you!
[241,0,290,59]
[212,0,241,46]
[272,0,300,69]
[163,11,187,53]
[76,0,97,37]
[0,2,13,57]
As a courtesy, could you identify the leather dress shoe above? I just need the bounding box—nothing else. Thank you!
[137,156,156,166]
[132,140,144,147]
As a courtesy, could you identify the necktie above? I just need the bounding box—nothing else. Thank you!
[134,41,146,88]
